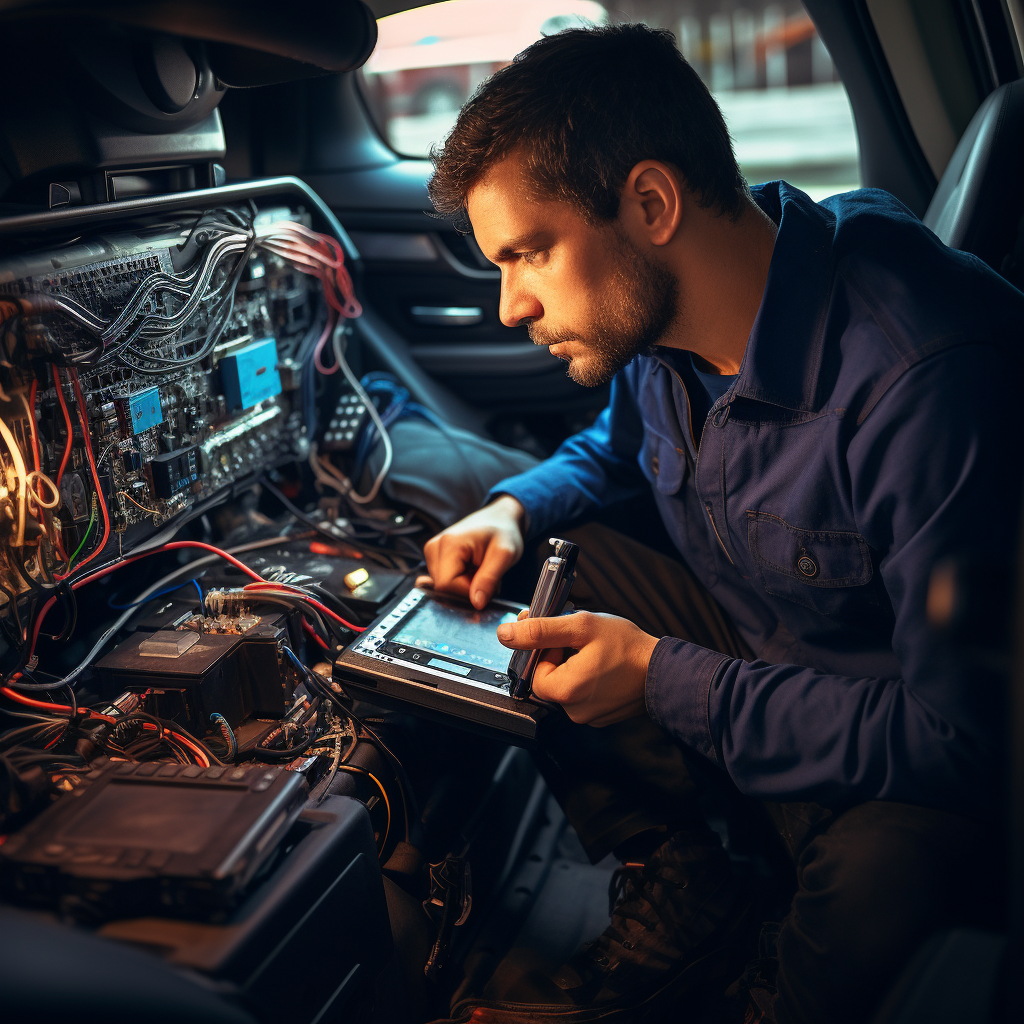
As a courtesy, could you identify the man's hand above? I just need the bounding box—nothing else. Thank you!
[416,495,526,609]
[497,611,659,727]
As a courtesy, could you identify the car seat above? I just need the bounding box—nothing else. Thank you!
[922,78,1024,287]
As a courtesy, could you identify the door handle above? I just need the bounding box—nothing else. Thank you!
[409,305,484,326]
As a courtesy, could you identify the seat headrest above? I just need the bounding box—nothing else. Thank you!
[923,79,1024,277]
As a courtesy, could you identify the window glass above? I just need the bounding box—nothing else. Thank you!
[360,1,860,201]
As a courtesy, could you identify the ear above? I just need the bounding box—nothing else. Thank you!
[619,160,684,247]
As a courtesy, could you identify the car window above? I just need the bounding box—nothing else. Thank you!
[359,0,860,201]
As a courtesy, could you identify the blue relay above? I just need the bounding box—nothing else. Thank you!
[220,337,283,411]
[118,387,164,435]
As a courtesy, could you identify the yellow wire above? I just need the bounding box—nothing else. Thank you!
[335,764,391,856]
[118,490,160,516]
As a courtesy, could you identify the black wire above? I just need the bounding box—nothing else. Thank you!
[0,580,24,642]
[304,583,362,627]
[259,474,408,564]
[302,668,418,842]
[39,581,76,642]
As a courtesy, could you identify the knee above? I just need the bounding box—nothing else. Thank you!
[775,803,986,1024]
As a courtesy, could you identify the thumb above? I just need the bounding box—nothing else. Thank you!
[497,611,592,650]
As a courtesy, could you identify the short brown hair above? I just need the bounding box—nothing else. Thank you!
[428,24,746,227]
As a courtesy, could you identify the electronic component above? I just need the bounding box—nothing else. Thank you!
[116,387,164,435]
[0,761,308,919]
[220,336,283,411]
[344,567,370,591]
[0,186,359,601]
[150,445,199,499]
[92,796,392,1023]
[507,537,579,698]
[320,387,370,452]
[95,610,295,734]
[335,585,547,744]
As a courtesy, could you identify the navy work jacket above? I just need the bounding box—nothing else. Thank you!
[490,182,1024,821]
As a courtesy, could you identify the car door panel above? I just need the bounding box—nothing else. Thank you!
[305,162,605,418]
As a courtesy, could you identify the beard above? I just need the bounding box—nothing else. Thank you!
[528,229,680,387]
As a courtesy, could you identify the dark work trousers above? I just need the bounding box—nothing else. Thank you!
[507,523,1003,1024]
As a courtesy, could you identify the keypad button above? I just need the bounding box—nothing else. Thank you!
[253,771,278,792]
[181,765,204,778]
[204,766,226,779]
[122,849,146,867]
[135,763,158,776]
[116,762,138,774]
[42,843,67,858]
[228,767,249,781]
[157,763,180,777]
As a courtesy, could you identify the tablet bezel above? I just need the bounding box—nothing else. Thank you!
[333,585,546,743]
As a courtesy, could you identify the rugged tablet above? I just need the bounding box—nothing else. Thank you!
[333,586,548,744]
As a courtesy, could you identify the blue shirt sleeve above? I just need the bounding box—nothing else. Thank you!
[486,368,649,540]
[646,346,1015,818]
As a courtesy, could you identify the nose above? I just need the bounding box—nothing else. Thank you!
[499,271,542,328]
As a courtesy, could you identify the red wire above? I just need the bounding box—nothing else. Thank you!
[1,686,211,767]
[302,619,329,650]
[242,582,364,632]
[54,369,74,487]
[26,540,268,664]
[312,310,339,375]
[64,370,110,574]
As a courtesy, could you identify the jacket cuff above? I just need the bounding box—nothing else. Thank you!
[645,637,730,765]
[486,476,551,539]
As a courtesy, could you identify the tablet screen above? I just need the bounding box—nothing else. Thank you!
[391,599,519,672]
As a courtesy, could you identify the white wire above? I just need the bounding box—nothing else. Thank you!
[314,326,393,506]
[0,415,29,548]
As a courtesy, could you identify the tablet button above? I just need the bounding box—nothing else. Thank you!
[397,647,406,654]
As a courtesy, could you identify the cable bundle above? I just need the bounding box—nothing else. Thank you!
[253,220,362,374]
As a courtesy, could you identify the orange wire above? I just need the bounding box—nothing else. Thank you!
[53,369,74,487]
[61,370,109,574]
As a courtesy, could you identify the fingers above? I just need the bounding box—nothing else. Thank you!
[497,610,594,650]
[424,533,477,595]
[468,539,518,609]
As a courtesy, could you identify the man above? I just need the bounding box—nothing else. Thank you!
[419,23,1021,1024]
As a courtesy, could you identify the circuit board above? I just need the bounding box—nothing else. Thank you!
[0,200,339,605]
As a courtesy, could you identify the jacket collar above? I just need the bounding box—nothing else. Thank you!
[727,182,837,413]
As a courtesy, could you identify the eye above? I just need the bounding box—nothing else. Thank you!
[522,249,549,266]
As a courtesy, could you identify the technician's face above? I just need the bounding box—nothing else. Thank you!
[467,154,678,387]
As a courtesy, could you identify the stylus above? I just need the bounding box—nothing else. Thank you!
[507,537,579,699]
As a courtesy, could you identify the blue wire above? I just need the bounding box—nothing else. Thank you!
[282,645,307,677]
[108,578,200,610]
[209,712,237,761]
[192,579,204,610]
[350,374,444,481]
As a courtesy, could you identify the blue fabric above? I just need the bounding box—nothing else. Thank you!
[489,182,1024,821]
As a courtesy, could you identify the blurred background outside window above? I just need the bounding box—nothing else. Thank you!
[359,0,860,201]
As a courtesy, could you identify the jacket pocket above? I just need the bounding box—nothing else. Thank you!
[639,429,688,495]
[746,510,875,615]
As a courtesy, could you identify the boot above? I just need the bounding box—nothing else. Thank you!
[436,827,751,1023]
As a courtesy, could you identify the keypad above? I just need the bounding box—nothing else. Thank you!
[320,390,370,452]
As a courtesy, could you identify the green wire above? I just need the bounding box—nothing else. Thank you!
[67,502,97,571]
